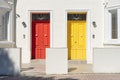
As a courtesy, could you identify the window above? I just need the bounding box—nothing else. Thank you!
[0,11,11,41]
[105,8,120,44]
[67,13,86,20]
[32,13,50,20]
[109,9,118,39]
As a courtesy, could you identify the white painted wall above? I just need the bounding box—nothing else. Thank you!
[0,48,21,75]
[93,0,120,73]
[105,0,120,7]
[104,0,120,46]
[46,48,68,74]
[16,0,104,63]
[93,48,120,73]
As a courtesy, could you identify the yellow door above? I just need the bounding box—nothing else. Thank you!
[68,20,86,60]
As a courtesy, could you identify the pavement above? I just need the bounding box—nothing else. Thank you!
[0,60,120,80]
[1,74,120,80]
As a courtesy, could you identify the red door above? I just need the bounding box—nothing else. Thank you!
[32,20,50,59]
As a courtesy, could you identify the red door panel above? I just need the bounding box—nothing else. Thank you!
[32,21,50,59]
[43,23,50,47]
[40,48,45,59]
[35,24,40,46]
[38,23,44,47]
[35,48,40,59]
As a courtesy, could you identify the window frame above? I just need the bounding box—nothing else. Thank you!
[0,10,12,42]
[104,8,120,44]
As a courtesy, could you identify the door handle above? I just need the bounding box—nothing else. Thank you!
[44,34,47,37]
[35,34,38,36]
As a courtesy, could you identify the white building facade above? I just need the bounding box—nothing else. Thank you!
[15,0,120,64]
[0,0,120,75]
[16,0,105,64]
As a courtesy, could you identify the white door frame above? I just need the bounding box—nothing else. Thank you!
[65,9,91,63]
[28,10,53,59]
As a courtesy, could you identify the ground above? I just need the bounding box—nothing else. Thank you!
[1,74,120,80]
[0,60,120,80]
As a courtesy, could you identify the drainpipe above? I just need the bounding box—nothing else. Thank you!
[9,0,16,48]
[13,0,16,48]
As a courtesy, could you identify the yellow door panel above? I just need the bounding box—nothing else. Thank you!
[68,20,86,60]
[82,49,86,60]
[71,49,76,59]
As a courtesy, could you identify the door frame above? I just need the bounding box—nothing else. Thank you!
[65,9,91,63]
[28,10,52,59]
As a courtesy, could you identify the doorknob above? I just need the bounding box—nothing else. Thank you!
[80,36,83,37]
[35,34,38,36]
[44,34,47,37]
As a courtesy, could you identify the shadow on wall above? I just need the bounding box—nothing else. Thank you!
[0,76,79,80]
[0,49,15,75]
